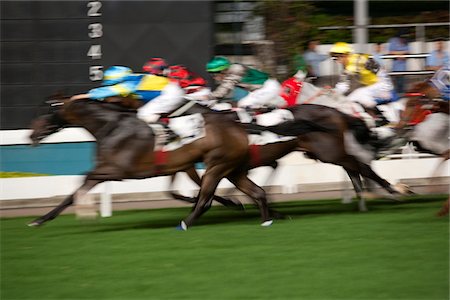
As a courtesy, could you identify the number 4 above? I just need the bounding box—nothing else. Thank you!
[87,45,102,59]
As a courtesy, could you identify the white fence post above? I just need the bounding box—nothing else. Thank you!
[100,182,112,217]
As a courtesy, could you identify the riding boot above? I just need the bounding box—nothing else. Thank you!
[165,128,179,143]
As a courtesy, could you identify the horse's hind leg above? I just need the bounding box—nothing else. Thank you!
[356,161,409,197]
[227,172,272,225]
[28,178,102,227]
[344,168,367,212]
[168,173,197,204]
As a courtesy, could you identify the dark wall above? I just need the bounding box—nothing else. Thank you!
[1,1,213,129]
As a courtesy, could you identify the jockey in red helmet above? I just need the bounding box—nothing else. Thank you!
[142,58,169,76]
[167,65,207,93]
[167,65,211,104]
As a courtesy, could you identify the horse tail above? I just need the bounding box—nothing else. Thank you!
[244,120,335,137]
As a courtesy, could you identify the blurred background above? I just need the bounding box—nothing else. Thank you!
[0,0,448,189]
[1,0,449,129]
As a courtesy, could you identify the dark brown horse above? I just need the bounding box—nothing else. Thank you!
[256,104,411,211]
[29,97,325,229]
[166,103,411,212]
[28,98,274,229]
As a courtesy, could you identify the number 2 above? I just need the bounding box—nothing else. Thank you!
[87,1,102,17]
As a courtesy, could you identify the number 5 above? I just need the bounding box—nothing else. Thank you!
[89,66,103,81]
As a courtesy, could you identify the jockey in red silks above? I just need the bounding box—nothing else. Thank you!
[280,69,307,107]
[142,58,210,102]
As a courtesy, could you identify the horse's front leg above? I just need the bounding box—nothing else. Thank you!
[172,166,244,209]
[28,178,103,227]
[180,164,231,230]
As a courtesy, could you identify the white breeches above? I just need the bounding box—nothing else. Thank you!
[237,79,284,108]
[137,82,185,122]
[347,75,394,108]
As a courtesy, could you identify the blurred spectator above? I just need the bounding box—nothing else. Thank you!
[372,42,385,68]
[426,39,449,71]
[388,29,410,94]
[303,40,328,83]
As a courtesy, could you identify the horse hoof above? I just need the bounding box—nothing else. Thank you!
[176,221,188,231]
[393,183,413,195]
[261,220,273,227]
[27,220,43,227]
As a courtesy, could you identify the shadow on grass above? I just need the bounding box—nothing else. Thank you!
[56,194,448,234]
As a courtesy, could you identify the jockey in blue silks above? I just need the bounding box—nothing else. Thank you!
[70,65,185,122]
[430,63,450,101]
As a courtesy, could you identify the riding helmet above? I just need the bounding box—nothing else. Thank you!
[142,58,169,75]
[329,42,353,56]
[206,56,231,73]
[102,66,132,86]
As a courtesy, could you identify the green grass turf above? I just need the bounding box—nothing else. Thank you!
[1,195,448,300]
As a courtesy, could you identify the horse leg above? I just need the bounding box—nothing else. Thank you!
[356,161,411,197]
[263,161,279,186]
[28,178,103,227]
[186,166,244,210]
[436,198,450,217]
[344,168,367,212]
[226,172,273,225]
[169,167,244,209]
[180,165,229,230]
[168,172,197,204]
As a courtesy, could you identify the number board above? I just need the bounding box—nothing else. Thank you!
[1,1,213,129]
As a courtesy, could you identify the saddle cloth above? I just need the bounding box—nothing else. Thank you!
[148,113,206,152]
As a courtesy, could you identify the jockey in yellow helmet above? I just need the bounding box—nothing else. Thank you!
[330,42,395,109]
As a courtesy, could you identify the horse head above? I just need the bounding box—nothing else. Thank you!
[29,96,71,146]
[397,81,443,129]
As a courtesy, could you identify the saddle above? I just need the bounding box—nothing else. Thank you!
[148,113,206,152]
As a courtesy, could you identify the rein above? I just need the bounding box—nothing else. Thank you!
[168,99,197,117]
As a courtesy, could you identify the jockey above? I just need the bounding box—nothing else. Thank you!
[166,65,210,101]
[330,42,397,125]
[142,57,169,76]
[430,63,450,101]
[206,56,284,109]
[70,65,185,123]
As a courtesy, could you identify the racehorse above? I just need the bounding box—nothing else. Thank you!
[398,81,449,216]
[28,97,273,229]
[101,95,243,209]
[265,104,411,211]
[165,101,411,212]
[28,97,324,229]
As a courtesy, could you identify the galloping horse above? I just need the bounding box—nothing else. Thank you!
[166,102,411,212]
[264,104,410,211]
[28,97,274,229]
[398,81,449,157]
[29,97,325,229]
[399,81,449,216]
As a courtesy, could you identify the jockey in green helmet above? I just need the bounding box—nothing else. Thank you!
[206,56,284,109]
